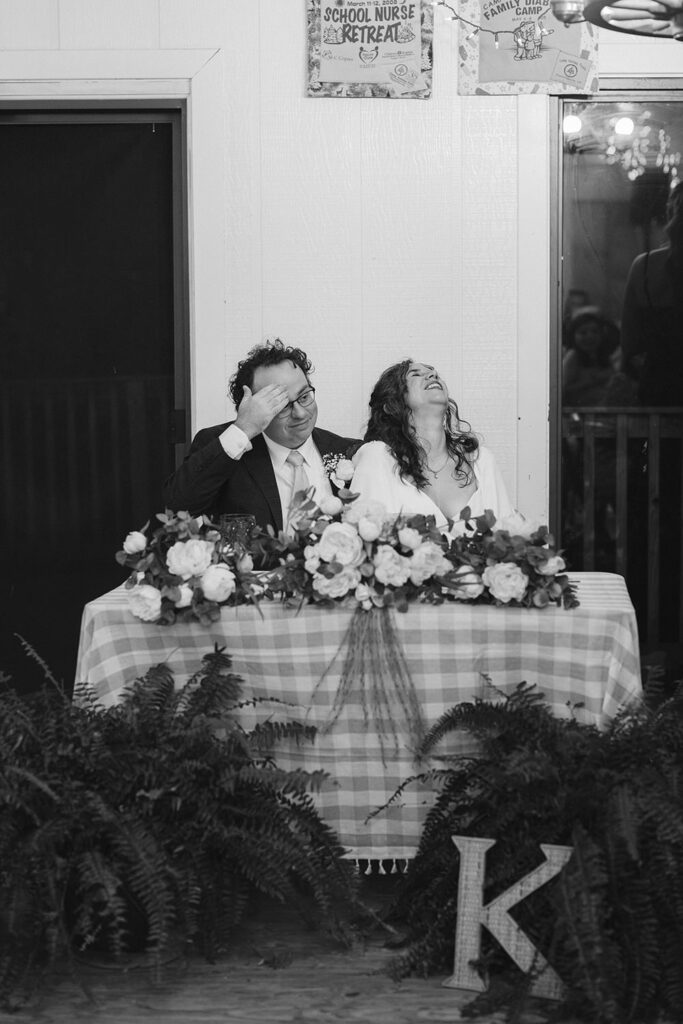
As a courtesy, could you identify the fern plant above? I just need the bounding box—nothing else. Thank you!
[0,646,357,1009]
[381,679,683,1024]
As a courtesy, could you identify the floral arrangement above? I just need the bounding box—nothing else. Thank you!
[117,490,578,627]
[115,510,266,626]
[117,494,578,757]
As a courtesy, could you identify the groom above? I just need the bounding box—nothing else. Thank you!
[162,339,359,532]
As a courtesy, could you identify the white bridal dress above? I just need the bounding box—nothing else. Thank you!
[350,441,514,531]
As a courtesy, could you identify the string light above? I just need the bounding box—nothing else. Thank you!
[431,0,547,45]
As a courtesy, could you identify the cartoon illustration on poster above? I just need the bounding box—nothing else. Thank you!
[307,0,433,99]
[456,0,598,95]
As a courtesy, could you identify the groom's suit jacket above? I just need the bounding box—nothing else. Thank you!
[162,422,359,533]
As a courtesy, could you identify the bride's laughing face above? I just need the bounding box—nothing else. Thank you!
[404,362,449,412]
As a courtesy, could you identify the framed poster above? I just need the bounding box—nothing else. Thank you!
[456,0,598,95]
[307,0,434,99]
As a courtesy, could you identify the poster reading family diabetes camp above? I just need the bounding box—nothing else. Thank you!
[457,0,598,94]
[307,0,433,98]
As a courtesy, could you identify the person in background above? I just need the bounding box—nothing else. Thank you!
[350,359,514,531]
[621,179,683,407]
[162,339,359,533]
[562,305,629,406]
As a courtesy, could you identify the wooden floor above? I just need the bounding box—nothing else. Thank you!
[2,877,561,1024]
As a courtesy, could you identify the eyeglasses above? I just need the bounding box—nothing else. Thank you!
[276,387,316,417]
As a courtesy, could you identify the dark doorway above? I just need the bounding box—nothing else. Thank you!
[0,108,189,695]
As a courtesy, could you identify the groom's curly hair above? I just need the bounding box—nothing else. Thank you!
[363,359,479,489]
[229,339,313,408]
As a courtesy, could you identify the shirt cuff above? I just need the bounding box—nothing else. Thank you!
[219,423,253,459]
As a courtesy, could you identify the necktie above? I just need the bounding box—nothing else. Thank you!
[285,449,310,530]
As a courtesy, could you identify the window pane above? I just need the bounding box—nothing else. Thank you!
[560,96,683,668]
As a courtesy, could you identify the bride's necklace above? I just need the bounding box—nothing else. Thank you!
[426,452,451,476]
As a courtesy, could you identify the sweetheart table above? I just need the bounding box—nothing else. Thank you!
[75,572,642,861]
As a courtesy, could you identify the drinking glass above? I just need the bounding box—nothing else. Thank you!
[218,514,256,550]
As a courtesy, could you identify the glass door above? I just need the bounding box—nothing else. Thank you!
[557,91,683,677]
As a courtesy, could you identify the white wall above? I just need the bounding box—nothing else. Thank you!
[0,0,680,522]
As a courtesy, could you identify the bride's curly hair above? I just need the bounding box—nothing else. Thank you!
[363,359,479,489]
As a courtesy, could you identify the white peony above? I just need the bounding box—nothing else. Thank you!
[319,494,343,516]
[123,530,147,555]
[174,584,194,608]
[312,565,361,598]
[166,539,214,580]
[397,526,422,550]
[373,545,411,587]
[200,564,236,602]
[304,543,321,573]
[482,563,528,603]
[357,516,381,542]
[317,522,364,566]
[449,564,485,600]
[128,584,162,622]
[332,458,355,483]
[537,555,566,576]
[408,542,451,585]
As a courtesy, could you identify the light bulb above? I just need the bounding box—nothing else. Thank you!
[614,116,634,135]
[563,114,583,134]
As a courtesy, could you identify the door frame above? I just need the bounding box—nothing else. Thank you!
[0,48,226,442]
[549,77,683,542]
[0,103,190,462]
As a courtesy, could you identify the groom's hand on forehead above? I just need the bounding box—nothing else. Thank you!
[235,383,290,440]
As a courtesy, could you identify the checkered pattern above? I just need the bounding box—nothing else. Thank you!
[75,573,642,859]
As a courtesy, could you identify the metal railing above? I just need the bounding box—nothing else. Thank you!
[562,406,683,648]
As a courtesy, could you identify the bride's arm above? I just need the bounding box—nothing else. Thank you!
[475,447,515,519]
[350,442,397,504]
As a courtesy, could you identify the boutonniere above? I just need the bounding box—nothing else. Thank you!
[322,453,355,489]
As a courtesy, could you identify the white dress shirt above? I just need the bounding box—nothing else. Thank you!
[219,423,332,519]
[262,433,332,520]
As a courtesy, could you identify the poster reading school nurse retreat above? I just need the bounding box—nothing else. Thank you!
[307,0,433,98]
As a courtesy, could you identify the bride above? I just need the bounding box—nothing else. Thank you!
[350,360,514,529]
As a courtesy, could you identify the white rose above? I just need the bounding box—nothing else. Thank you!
[450,564,485,600]
[128,584,162,622]
[373,545,411,587]
[174,584,194,608]
[482,563,528,603]
[317,522,364,566]
[319,494,343,516]
[538,555,566,576]
[166,539,214,580]
[397,527,422,550]
[408,542,451,585]
[496,512,540,540]
[200,564,236,602]
[343,499,387,527]
[335,458,355,482]
[358,516,381,542]
[312,565,361,598]
[123,530,147,555]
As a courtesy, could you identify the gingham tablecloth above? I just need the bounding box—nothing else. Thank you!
[75,573,642,860]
